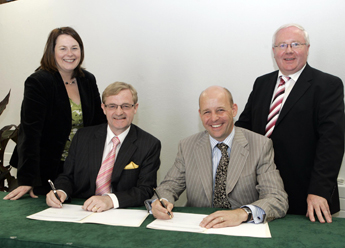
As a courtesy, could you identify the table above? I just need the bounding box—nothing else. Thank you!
[1,191,344,248]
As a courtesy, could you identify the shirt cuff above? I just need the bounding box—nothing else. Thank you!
[144,199,154,214]
[242,205,265,223]
[104,193,119,209]
[144,198,169,214]
[57,190,68,200]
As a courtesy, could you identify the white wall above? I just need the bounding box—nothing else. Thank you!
[1,0,344,206]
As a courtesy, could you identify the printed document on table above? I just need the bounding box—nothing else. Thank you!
[146,212,271,238]
[27,204,149,227]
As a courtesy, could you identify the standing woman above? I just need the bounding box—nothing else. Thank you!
[4,27,106,200]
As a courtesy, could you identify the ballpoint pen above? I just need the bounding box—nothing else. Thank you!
[153,188,172,218]
[48,179,62,204]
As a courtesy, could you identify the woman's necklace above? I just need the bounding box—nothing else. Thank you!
[65,79,76,85]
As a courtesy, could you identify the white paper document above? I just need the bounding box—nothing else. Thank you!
[27,204,149,227]
[146,212,271,238]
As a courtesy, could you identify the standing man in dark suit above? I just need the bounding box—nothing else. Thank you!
[46,82,161,212]
[236,24,345,223]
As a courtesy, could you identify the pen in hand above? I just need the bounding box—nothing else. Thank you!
[153,188,172,219]
[48,179,62,206]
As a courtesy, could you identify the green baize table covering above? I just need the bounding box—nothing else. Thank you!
[0,191,344,248]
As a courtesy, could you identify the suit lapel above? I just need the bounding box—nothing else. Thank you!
[111,125,138,180]
[194,131,213,205]
[90,124,108,192]
[276,64,312,126]
[54,72,72,128]
[259,72,279,133]
[226,127,249,193]
[78,76,92,124]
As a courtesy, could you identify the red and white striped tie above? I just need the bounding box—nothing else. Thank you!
[265,76,290,137]
[95,137,120,195]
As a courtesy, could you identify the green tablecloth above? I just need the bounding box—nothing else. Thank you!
[1,191,344,248]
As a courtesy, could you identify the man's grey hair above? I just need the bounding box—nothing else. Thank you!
[272,23,310,47]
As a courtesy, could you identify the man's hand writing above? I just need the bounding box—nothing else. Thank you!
[151,199,174,219]
[46,190,66,207]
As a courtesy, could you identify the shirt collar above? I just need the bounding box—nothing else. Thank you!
[106,125,131,146]
[278,63,306,83]
[209,127,235,150]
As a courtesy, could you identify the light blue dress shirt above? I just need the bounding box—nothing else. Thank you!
[209,129,265,223]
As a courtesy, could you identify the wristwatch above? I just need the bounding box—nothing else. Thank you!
[241,207,252,223]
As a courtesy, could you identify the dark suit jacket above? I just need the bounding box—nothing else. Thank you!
[54,123,161,208]
[236,64,345,214]
[13,69,106,195]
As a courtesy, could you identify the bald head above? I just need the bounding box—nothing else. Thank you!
[199,86,234,108]
[198,86,238,142]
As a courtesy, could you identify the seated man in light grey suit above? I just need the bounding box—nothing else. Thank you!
[151,85,288,228]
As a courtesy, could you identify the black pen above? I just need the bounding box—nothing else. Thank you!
[153,188,172,218]
[48,179,62,204]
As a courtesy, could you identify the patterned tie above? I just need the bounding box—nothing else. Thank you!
[213,143,231,208]
[95,137,120,195]
[265,76,290,137]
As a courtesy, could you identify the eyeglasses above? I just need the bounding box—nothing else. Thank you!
[274,42,307,50]
[104,103,135,110]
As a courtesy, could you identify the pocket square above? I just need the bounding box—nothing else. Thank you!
[124,161,139,170]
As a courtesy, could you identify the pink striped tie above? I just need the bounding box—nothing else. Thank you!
[265,76,290,137]
[95,137,120,195]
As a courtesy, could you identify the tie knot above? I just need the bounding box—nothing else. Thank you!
[216,143,228,152]
[279,76,291,85]
[112,137,120,147]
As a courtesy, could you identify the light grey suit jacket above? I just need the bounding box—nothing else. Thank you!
[156,126,288,222]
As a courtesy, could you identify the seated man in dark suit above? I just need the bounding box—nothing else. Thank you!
[46,82,161,212]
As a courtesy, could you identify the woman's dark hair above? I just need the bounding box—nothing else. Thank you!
[37,27,84,78]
